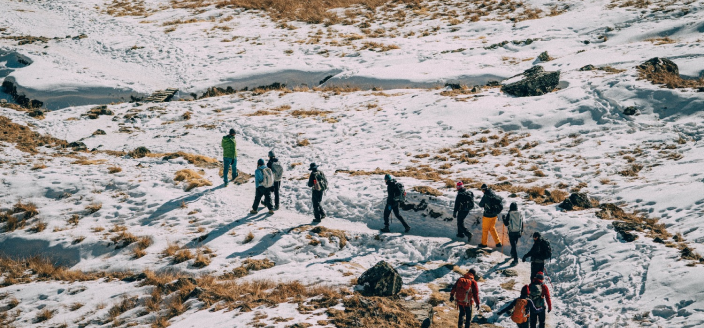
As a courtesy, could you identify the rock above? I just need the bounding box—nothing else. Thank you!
[471,85,482,93]
[486,81,501,87]
[500,269,519,277]
[444,83,462,90]
[122,272,148,282]
[579,64,596,71]
[68,141,87,151]
[465,247,492,258]
[400,300,432,328]
[583,40,590,44]
[357,261,403,296]
[537,51,551,62]
[67,286,87,295]
[92,129,106,135]
[595,203,626,220]
[501,66,560,97]
[0,99,6,104]
[613,221,639,242]
[28,109,44,118]
[560,192,592,210]
[623,106,638,115]
[653,237,666,244]
[697,87,704,92]
[129,146,151,158]
[637,57,679,76]
[652,305,676,319]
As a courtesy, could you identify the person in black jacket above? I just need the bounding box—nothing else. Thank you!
[381,174,410,233]
[453,181,474,242]
[523,232,549,279]
[496,285,539,328]
[306,163,326,223]
[477,184,504,248]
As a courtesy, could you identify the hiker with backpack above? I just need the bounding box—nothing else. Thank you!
[502,202,524,265]
[477,184,504,248]
[307,163,327,223]
[522,232,552,279]
[266,150,284,210]
[250,159,274,215]
[496,285,540,328]
[453,181,474,242]
[449,268,480,328]
[526,272,552,328]
[381,174,410,233]
[221,128,238,186]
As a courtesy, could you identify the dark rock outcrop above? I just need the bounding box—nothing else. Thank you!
[501,66,560,97]
[128,146,151,158]
[357,261,403,296]
[623,106,638,115]
[85,105,114,119]
[613,221,639,242]
[637,57,679,76]
[559,192,592,210]
[579,64,596,71]
[1,80,43,109]
[68,141,87,151]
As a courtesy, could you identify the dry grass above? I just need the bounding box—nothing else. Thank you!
[311,226,348,249]
[36,308,53,322]
[297,139,311,147]
[70,302,84,311]
[619,163,644,177]
[412,185,443,197]
[162,243,180,257]
[133,247,147,259]
[108,166,122,174]
[193,252,211,268]
[31,162,47,170]
[13,200,39,219]
[72,158,108,165]
[0,256,131,286]
[174,169,212,191]
[227,258,276,278]
[637,59,704,89]
[0,115,68,153]
[29,221,47,233]
[108,296,139,321]
[244,231,255,243]
[85,202,102,214]
[172,249,194,264]
[596,203,671,241]
[153,151,220,168]
[290,109,332,118]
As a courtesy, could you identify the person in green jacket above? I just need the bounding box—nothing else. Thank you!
[222,129,237,186]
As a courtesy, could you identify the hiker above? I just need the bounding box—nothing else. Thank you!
[502,202,524,265]
[250,159,274,215]
[453,181,474,242]
[381,174,410,233]
[307,163,327,223]
[496,285,539,328]
[449,268,480,328]
[477,184,504,248]
[221,128,237,186]
[526,272,552,328]
[522,232,551,279]
[266,150,284,210]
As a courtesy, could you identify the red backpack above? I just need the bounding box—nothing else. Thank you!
[511,298,529,323]
[454,277,474,306]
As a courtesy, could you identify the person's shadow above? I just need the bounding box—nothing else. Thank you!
[140,184,225,225]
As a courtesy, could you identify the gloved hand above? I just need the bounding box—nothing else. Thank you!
[522,257,527,262]
[449,295,454,302]
[548,308,552,313]
[476,304,480,311]
[453,212,457,218]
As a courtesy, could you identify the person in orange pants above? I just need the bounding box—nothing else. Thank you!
[477,184,504,248]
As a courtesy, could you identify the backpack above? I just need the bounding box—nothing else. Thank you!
[483,191,503,217]
[393,181,406,203]
[261,167,274,188]
[454,277,474,306]
[538,238,552,260]
[312,171,328,191]
[506,212,523,233]
[458,190,474,211]
[270,161,284,181]
[511,298,529,324]
[529,283,546,309]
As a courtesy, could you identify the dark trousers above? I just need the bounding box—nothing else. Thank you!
[458,304,473,328]
[529,308,546,328]
[517,321,530,328]
[252,186,272,211]
[457,210,470,236]
[530,261,545,280]
[271,181,281,208]
[509,232,521,261]
[312,190,325,220]
[384,203,408,227]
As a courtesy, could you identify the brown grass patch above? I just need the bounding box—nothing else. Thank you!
[154,151,219,168]
[29,221,47,233]
[174,169,212,191]
[297,139,310,147]
[244,231,255,243]
[172,249,194,264]
[108,296,139,321]
[70,302,84,311]
[108,166,122,174]
[35,308,53,322]
[31,162,47,170]
[85,202,102,214]
[162,243,180,257]
[311,226,348,249]
[13,200,38,219]
[619,163,643,177]
[193,252,211,268]
[290,109,332,118]
[412,185,443,197]
[226,258,276,278]
[596,203,672,241]
[0,116,68,153]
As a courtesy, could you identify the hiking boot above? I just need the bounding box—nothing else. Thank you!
[224,182,228,187]
[380,226,391,233]
[477,244,487,248]
[404,225,411,233]
[511,259,518,266]
[312,218,322,223]
[274,205,279,211]
[249,209,258,214]
[467,233,473,243]
[268,210,275,215]
[456,233,465,238]
[495,243,502,247]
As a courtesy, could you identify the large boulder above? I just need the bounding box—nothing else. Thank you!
[612,221,639,242]
[637,57,679,76]
[559,192,592,210]
[501,66,560,97]
[357,261,403,296]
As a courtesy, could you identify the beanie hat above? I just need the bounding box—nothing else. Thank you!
[257,158,265,166]
[384,174,393,181]
[268,150,275,158]
[480,183,488,190]
[533,231,541,238]
[520,285,529,297]
[468,268,477,276]
[229,128,236,135]
[536,272,544,280]
[510,202,518,211]
[456,181,464,190]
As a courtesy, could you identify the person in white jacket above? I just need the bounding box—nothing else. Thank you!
[503,202,524,266]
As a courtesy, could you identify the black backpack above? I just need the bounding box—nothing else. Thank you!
[485,194,504,216]
[393,181,406,203]
[458,190,474,211]
[538,238,552,260]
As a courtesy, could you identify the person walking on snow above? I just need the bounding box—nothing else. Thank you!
[496,285,540,328]
[522,232,551,279]
[502,202,524,265]
[307,163,327,223]
[449,268,480,328]
[381,174,410,233]
[221,128,238,186]
[453,181,474,242]
[477,183,504,248]
[526,272,552,328]
[266,150,284,210]
[250,159,274,215]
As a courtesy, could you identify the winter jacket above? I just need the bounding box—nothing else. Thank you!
[526,279,552,312]
[386,180,402,206]
[453,188,475,215]
[478,188,503,218]
[496,296,539,316]
[267,157,284,182]
[524,237,549,263]
[221,135,237,158]
[254,165,267,188]
[504,211,524,233]
[450,272,480,307]
[307,169,326,190]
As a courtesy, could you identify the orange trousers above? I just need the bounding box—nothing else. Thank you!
[481,216,501,245]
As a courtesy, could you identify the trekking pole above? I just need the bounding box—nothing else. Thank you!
[501,223,505,254]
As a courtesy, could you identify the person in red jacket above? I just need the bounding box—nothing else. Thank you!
[526,272,552,328]
[450,268,480,328]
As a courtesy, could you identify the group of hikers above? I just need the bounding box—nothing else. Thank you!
[222,129,555,327]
